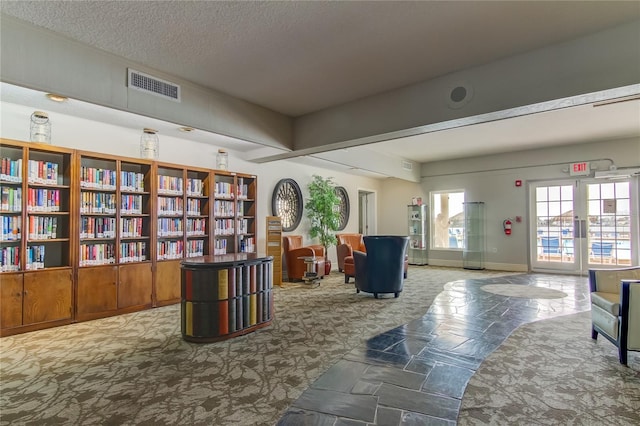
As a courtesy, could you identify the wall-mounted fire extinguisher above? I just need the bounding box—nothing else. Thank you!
[503,219,512,235]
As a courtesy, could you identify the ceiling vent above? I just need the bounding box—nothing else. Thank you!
[401,160,413,171]
[128,69,181,102]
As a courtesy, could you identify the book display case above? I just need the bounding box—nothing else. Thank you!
[236,174,256,254]
[0,138,258,336]
[76,152,154,321]
[180,253,273,342]
[155,164,213,307]
[213,172,236,255]
[1,141,74,333]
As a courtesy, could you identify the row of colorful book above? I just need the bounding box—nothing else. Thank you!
[1,186,21,211]
[80,217,117,239]
[80,192,116,214]
[79,243,116,266]
[213,200,235,217]
[80,166,117,189]
[157,175,183,194]
[26,188,60,212]
[1,216,20,241]
[157,196,183,216]
[28,160,59,185]
[1,157,22,182]
[27,216,59,240]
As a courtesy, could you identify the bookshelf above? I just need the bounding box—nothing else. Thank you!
[155,164,212,306]
[0,138,259,336]
[76,152,153,321]
[236,174,256,254]
[213,172,236,255]
[1,140,74,333]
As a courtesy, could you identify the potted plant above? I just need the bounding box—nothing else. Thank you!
[306,175,341,274]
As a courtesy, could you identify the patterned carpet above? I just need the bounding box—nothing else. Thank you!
[1,266,638,425]
[459,311,640,425]
[0,266,508,425]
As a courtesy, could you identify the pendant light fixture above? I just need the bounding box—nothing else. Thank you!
[216,149,228,170]
[30,111,51,144]
[140,128,159,159]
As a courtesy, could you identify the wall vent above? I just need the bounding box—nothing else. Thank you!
[128,69,181,102]
[401,160,413,171]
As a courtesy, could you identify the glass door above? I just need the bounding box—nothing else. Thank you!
[530,179,637,273]
[531,181,579,272]
[586,180,633,267]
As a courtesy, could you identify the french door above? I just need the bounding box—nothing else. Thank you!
[530,179,637,273]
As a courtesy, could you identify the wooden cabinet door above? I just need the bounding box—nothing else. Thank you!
[23,269,73,325]
[77,266,118,317]
[156,260,181,304]
[1,273,24,329]
[118,263,152,309]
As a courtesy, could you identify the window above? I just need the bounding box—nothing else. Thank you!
[431,191,465,249]
[587,181,631,265]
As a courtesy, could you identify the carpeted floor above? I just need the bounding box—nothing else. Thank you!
[459,311,640,425]
[0,266,509,425]
[1,266,638,425]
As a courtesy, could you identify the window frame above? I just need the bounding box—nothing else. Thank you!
[430,190,466,250]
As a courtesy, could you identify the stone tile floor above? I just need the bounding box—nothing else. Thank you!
[277,273,590,425]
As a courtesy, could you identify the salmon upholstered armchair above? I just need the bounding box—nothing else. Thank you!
[336,233,366,272]
[590,266,640,365]
[282,235,326,282]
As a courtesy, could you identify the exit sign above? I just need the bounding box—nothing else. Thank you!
[569,162,590,176]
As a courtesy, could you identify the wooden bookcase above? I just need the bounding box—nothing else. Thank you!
[1,140,74,334]
[0,138,258,336]
[236,173,257,254]
[76,151,154,322]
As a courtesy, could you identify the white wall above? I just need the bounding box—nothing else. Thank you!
[415,138,640,271]
[3,101,637,272]
[378,178,426,235]
[0,102,382,268]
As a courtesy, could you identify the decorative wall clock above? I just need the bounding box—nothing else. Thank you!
[335,186,350,231]
[271,178,303,232]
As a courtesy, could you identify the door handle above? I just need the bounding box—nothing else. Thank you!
[574,219,587,238]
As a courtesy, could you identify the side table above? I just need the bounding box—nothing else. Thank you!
[298,256,321,287]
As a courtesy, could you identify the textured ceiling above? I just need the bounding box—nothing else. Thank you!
[2,1,639,117]
[1,1,639,179]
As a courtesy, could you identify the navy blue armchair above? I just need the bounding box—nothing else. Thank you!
[353,235,409,298]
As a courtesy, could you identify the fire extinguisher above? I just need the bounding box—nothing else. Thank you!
[503,219,512,235]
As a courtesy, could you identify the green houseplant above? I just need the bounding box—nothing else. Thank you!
[306,175,341,273]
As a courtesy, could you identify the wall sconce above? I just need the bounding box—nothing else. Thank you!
[140,128,159,159]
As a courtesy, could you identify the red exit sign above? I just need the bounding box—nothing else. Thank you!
[569,162,590,176]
